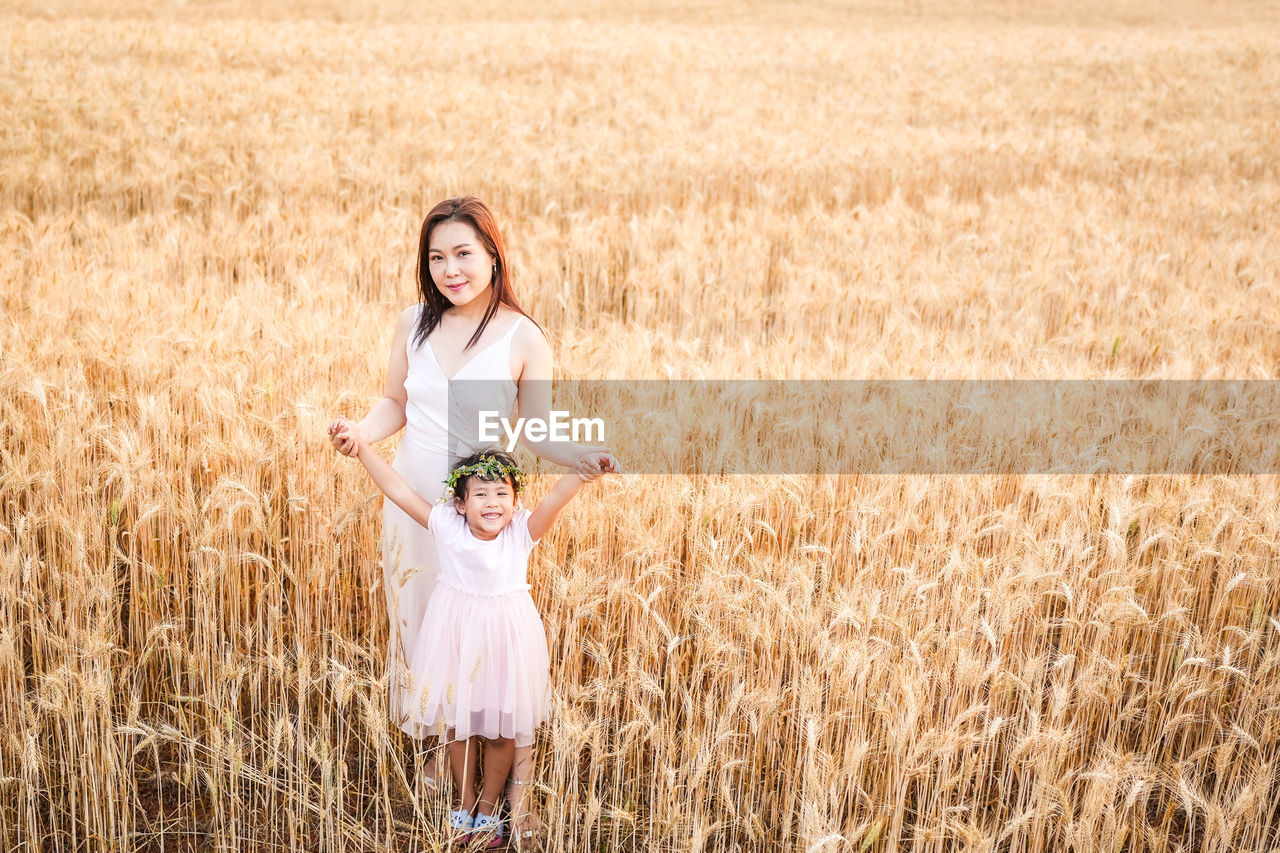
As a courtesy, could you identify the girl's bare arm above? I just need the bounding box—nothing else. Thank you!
[353,439,436,530]
[527,472,597,542]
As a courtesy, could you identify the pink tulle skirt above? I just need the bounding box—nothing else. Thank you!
[406,582,550,748]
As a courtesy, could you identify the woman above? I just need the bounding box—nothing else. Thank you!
[327,196,614,844]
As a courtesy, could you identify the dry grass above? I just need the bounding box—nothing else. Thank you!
[2,1,1279,850]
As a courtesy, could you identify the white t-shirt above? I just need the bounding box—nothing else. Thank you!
[429,502,541,597]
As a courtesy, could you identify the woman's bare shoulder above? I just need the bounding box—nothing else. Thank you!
[510,314,551,385]
[393,304,420,335]
[381,304,419,347]
[512,313,550,350]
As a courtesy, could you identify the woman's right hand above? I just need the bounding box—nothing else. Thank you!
[326,417,364,458]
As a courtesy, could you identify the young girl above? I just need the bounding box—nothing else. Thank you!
[348,439,608,847]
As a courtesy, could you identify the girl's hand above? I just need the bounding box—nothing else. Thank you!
[574,449,621,480]
[327,418,363,458]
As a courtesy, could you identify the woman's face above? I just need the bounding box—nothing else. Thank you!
[428,220,494,308]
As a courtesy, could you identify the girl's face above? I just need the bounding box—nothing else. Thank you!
[455,476,517,540]
[428,220,494,309]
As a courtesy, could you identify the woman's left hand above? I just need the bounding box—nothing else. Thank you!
[574,449,621,479]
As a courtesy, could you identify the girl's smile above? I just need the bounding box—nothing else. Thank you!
[457,477,517,540]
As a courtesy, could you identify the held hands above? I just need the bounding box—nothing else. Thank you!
[326,418,364,458]
[574,449,621,483]
[329,420,618,484]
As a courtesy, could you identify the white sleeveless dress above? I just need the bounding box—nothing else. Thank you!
[382,310,524,738]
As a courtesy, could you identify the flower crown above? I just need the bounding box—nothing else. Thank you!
[442,453,526,500]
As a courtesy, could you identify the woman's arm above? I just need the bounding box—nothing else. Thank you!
[513,322,618,475]
[527,472,593,542]
[327,306,416,456]
[353,438,436,530]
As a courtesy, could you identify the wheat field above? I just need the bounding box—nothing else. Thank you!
[3,0,1279,850]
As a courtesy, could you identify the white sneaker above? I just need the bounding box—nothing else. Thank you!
[448,808,474,842]
[471,812,505,849]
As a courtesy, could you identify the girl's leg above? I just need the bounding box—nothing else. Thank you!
[476,737,514,818]
[448,731,481,813]
[506,744,544,837]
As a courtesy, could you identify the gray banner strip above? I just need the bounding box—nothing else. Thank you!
[444,380,1280,474]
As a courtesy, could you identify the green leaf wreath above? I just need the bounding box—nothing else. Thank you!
[442,453,526,500]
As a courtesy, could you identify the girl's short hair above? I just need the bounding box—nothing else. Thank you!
[445,449,525,500]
